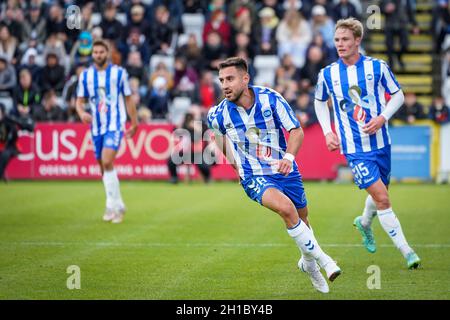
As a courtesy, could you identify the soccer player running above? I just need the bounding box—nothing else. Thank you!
[208,57,341,294]
[314,18,421,269]
[76,39,138,223]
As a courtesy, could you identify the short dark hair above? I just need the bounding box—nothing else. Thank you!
[218,57,248,72]
[92,39,109,52]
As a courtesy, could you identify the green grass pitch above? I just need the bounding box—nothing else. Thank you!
[0,181,449,300]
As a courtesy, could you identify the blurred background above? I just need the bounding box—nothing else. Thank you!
[0,0,449,184]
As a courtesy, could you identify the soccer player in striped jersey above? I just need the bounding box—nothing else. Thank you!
[208,57,341,294]
[76,39,138,224]
[314,18,421,269]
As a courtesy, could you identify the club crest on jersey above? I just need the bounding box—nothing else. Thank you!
[263,109,272,118]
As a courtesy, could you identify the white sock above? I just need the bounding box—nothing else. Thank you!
[102,169,124,210]
[287,220,332,268]
[361,195,377,228]
[377,208,413,258]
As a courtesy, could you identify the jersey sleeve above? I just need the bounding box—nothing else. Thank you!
[121,69,132,97]
[380,61,401,94]
[273,91,301,131]
[207,106,226,135]
[76,70,89,98]
[314,68,330,101]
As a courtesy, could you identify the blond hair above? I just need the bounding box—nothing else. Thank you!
[335,18,364,39]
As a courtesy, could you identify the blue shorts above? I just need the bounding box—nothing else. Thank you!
[345,145,391,189]
[92,131,123,160]
[241,172,307,209]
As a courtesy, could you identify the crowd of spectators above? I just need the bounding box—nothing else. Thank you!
[0,0,449,129]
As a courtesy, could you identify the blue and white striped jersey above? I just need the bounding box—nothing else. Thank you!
[207,86,301,180]
[315,54,401,154]
[77,64,131,136]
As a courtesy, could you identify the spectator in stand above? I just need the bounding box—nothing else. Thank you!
[429,96,449,124]
[275,54,300,90]
[172,55,198,99]
[13,68,41,119]
[281,79,299,106]
[332,0,361,22]
[380,0,420,69]
[253,7,279,55]
[310,5,335,53]
[0,24,18,65]
[146,76,170,120]
[151,5,176,55]
[79,1,95,31]
[149,61,174,92]
[99,2,124,41]
[203,9,231,49]
[124,4,152,43]
[125,50,149,95]
[22,4,47,45]
[167,111,213,184]
[43,33,70,74]
[395,92,427,124]
[229,32,255,60]
[18,47,41,83]
[298,44,328,91]
[309,32,335,64]
[255,0,284,19]
[1,4,24,42]
[235,49,256,84]
[194,70,222,114]
[293,91,317,128]
[202,31,227,71]
[433,0,450,53]
[175,33,203,73]
[231,6,253,36]
[45,3,66,36]
[62,64,85,123]
[276,8,312,68]
[40,52,65,96]
[228,2,255,35]
[119,27,151,66]
[183,0,208,14]
[69,30,94,67]
[0,103,34,182]
[33,89,65,122]
[0,55,16,107]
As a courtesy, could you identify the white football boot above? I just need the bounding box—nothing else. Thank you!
[321,259,342,282]
[111,206,126,224]
[103,208,116,222]
[298,257,329,293]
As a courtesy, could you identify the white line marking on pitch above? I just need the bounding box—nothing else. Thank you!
[3,242,450,248]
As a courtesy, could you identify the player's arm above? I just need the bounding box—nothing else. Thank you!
[75,97,92,124]
[124,95,138,139]
[314,98,339,151]
[363,89,404,135]
[75,70,92,124]
[214,133,238,172]
[278,127,304,176]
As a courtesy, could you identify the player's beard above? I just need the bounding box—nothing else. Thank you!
[94,57,108,68]
[227,87,245,103]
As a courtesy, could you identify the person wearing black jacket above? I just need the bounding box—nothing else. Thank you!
[0,103,35,181]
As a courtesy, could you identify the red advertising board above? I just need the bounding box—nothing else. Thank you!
[6,123,345,180]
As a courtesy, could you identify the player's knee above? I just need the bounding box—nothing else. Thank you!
[374,194,391,210]
[102,159,114,171]
[276,201,296,220]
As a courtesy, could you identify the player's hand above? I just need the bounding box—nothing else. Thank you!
[80,112,92,124]
[277,159,293,176]
[363,115,386,135]
[125,124,138,139]
[325,132,340,151]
